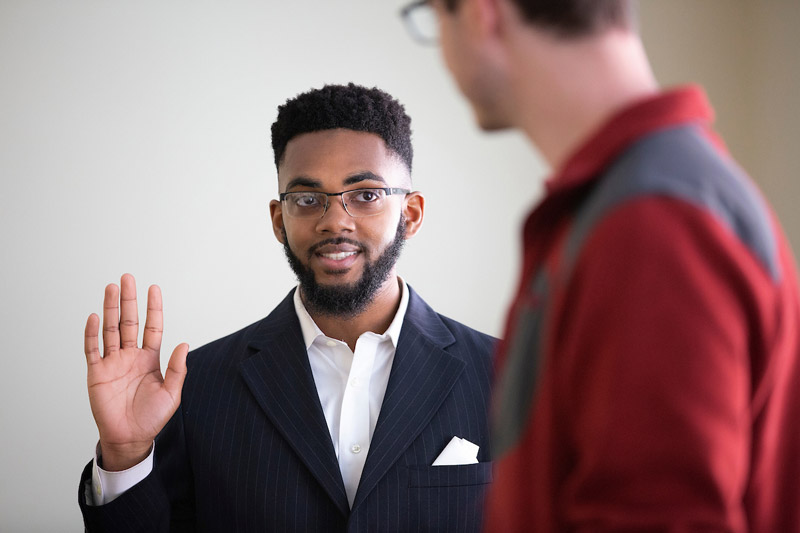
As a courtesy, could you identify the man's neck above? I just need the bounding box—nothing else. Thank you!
[509,28,659,170]
[304,276,403,352]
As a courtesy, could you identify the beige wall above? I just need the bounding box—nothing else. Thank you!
[750,1,800,254]
[640,0,800,253]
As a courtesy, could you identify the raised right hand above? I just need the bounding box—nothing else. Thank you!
[84,273,189,471]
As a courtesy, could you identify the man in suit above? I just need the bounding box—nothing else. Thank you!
[399,0,800,531]
[79,83,494,532]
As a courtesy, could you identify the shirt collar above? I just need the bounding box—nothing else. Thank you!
[293,277,410,350]
[548,85,715,194]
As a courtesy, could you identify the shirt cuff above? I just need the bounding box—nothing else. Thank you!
[90,441,155,506]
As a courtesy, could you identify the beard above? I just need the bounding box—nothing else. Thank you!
[282,216,406,318]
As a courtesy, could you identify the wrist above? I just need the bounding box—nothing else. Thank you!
[98,441,153,472]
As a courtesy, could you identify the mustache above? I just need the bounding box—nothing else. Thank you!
[307,237,366,257]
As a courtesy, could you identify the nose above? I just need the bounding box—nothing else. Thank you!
[315,195,356,234]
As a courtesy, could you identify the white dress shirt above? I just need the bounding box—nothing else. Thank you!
[296,280,408,507]
[91,279,409,509]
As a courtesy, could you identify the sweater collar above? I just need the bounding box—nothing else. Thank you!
[547,85,715,194]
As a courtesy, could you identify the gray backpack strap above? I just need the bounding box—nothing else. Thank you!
[492,124,778,458]
[564,125,779,281]
[492,268,550,457]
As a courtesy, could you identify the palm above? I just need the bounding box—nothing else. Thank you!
[89,344,177,445]
[84,274,188,469]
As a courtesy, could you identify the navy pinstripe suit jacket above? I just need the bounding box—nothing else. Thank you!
[79,286,495,532]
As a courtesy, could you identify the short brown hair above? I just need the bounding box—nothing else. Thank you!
[443,0,635,37]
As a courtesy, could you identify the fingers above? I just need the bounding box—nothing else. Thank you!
[102,283,121,357]
[142,285,164,353]
[163,343,189,400]
[119,273,140,349]
[84,313,101,365]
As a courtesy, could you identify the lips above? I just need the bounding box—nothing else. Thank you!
[310,241,363,272]
[319,250,358,261]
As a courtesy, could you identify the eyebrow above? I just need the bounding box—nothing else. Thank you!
[284,172,388,192]
[284,176,323,191]
[343,172,387,186]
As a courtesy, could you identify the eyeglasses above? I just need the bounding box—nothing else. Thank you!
[279,187,411,219]
[400,0,438,45]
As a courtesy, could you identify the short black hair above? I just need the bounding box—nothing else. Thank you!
[443,0,634,37]
[271,83,413,173]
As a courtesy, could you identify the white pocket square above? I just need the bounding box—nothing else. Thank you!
[432,436,479,466]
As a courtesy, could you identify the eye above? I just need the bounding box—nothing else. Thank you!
[350,189,381,203]
[293,193,322,207]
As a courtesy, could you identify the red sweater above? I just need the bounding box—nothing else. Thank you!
[485,87,800,532]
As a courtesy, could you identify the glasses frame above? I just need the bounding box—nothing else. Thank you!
[400,0,438,46]
[279,187,411,219]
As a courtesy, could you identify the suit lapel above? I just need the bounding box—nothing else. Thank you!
[238,291,349,516]
[353,288,465,509]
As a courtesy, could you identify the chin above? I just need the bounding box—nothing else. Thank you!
[460,73,513,131]
[462,90,513,131]
[477,118,512,132]
[473,107,513,132]
[316,269,361,284]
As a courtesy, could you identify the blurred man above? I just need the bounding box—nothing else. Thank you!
[79,83,494,532]
[400,0,800,530]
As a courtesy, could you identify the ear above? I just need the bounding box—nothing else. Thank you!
[269,199,286,243]
[402,191,425,239]
[463,0,503,40]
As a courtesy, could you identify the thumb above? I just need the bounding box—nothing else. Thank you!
[163,343,189,401]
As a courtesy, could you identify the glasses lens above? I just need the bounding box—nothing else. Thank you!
[405,3,438,44]
[284,192,326,218]
[343,188,387,217]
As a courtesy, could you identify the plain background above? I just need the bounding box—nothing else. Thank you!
[1,1,798,530]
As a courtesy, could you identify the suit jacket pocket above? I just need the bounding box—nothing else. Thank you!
[407,462,493,488]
